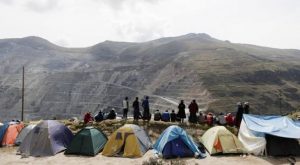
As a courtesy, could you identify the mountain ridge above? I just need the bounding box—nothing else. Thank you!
[0,33,300,121]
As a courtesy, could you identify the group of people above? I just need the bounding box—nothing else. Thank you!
[84,108,117,124]
[123,96,151,121]
[153,100,199,123]
[234,102,250,128]
[84,96,250,128]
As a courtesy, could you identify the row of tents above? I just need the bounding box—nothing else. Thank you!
[1,114,300,158]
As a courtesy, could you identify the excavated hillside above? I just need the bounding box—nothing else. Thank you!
[0,33,300,120]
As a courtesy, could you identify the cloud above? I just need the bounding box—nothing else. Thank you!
[25,0,60,13]
[0,0,14,5]
[55,39,69,47]
[115,19,167,42]
[98,0,161,10]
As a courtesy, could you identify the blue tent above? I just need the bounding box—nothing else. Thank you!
[153,125,206,159]
[0,123,9,146]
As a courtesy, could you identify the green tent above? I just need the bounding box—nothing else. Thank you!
[65,127,107,156]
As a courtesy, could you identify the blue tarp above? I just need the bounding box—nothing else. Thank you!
[243,114,300,139]
[0,123,9,144]
[153,125,206,158]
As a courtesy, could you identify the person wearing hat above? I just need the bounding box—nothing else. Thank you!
[235,102,244,128]
[244,102,250,114]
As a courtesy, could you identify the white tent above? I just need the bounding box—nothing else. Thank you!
[238,114,300,156]
[238,120,266,155]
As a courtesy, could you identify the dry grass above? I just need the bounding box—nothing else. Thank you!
[61,119,238,142]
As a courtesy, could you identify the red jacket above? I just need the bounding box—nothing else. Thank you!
[84,113,93,124]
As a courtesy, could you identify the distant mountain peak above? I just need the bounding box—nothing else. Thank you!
[182,33,212,39]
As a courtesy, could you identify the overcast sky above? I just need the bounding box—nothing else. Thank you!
[0,0,299,49]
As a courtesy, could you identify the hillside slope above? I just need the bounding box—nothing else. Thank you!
[0,33,300,120]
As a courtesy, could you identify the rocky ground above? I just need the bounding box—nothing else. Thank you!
[0,147,298,165]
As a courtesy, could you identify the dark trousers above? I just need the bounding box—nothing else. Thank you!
[123,108,128,119]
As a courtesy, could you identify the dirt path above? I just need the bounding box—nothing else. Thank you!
[0,147,299,165]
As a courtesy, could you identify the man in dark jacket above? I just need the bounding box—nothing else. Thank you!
[188,100,199,123]
[106,108,116,120]
[154,110,162,121]
[235,102,244,128]
[177,100,186,123]
[94,110,104,122]
[142,96,150,121]
[133,97,140,121]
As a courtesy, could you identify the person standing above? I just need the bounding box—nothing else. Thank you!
[244,102,250,114]
[177,100,186,123]
[188,100,199,123]
[122,97,129,119]
[133,97,140,121]
[235,102,244,128]
[142,96,150,121]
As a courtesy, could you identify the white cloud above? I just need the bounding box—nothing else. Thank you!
[0,0,299,49]
[0,0,14,5]
[25,0,60,13]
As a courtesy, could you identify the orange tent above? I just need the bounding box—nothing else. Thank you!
[2,123,24,146]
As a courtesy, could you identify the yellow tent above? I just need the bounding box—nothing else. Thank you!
[201,126,245,155]
[102,124,152,157]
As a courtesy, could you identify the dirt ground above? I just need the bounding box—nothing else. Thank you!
[0,147,299,165]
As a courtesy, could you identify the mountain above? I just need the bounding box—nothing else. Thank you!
[0,33,300,120]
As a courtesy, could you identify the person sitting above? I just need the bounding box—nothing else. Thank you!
[170,110,176,122]
[154,110,162,121]
[206,112,213,126]
[198,112,206,124]
[84,112,93,124]
[106,108,117,120]
[225,113,234,126]
[94,110,104,122]
[218,112,226,125]
[162,110,171,122]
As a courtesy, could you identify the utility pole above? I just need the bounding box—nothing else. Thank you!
[21,66,25,121]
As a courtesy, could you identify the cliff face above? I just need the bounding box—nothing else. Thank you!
[1,34,300,120]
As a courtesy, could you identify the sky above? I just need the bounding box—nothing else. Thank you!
[0,0,299,49]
